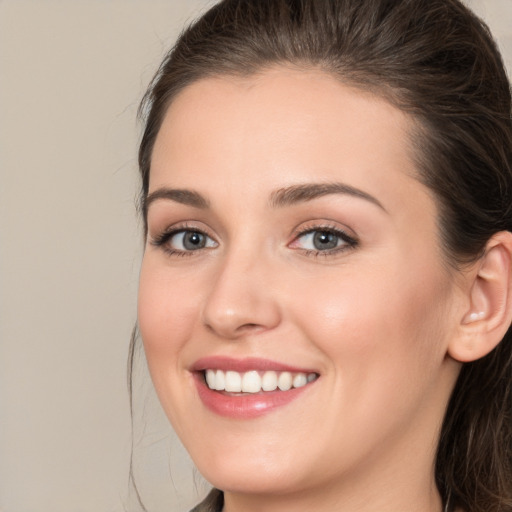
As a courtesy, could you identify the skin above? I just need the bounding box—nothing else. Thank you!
[138,67,467,512]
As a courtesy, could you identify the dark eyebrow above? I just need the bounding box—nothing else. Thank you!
[144,187,210,214]
[269,182,386,211]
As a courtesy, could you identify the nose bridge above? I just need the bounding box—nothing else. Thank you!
[201,239,281,339]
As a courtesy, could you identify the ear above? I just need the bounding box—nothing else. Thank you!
[448,231,512,363]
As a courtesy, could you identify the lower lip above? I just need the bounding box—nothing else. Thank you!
[194,373,313,419]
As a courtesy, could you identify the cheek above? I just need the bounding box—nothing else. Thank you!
[287,263,453,455]
[290,258,451,384]
[137,259,198,371]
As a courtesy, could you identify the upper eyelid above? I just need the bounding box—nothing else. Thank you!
[151,222,354,237]
[149,221,214,238]
[148,224,215,248]
[149,220,358,248]
[291,221,358,240]
[292,227,357,244]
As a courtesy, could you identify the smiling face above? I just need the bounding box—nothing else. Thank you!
[138,67,463,510]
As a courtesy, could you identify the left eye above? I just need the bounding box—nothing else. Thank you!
[168,230,216,251]
[293,229,353,252]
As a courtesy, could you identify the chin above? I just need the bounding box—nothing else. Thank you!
[192,444,306,495]
[203,468,301,496]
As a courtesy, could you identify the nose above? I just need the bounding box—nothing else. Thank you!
[201,250,282,340]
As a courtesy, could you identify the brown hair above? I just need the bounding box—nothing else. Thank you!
[134,1,512,510]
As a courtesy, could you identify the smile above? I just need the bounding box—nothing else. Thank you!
[192,357,320,418]
[204,369,318,393]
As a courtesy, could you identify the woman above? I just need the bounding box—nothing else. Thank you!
[133,0,512,511]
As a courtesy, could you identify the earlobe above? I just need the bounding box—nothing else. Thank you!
[449,231,512,363]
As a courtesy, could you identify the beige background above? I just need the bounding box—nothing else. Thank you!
[0,1,510,511]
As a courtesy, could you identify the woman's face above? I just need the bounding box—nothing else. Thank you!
[138,68,462,500]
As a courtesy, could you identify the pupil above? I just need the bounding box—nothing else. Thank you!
[313,231,338,250]
[183,231,205,250]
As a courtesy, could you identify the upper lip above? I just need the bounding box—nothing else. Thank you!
[191,356,318,374]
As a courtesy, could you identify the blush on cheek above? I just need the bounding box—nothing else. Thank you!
[138,272,203,376]
[301,285,386,351]
[138,272,174,351]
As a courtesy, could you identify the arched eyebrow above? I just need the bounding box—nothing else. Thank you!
[144,187,210,215]
[144,182,386,214]
[269,182,386,211]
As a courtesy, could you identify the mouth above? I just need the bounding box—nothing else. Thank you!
[192,357,320,418]
[204,369,318,394]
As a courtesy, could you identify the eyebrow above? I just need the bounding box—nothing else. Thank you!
[144,187,210,214]
[144,181,386,214]
[269,182,386,211]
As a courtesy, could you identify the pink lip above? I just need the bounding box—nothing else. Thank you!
[191,357,319,419]
[191,356,316,374]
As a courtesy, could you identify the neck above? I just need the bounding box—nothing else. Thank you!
[224,488,443,512]
[223,462,443,512]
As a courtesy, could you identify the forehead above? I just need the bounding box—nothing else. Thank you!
[150,67,425,212]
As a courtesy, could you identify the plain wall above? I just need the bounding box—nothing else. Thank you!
[0,2,210,511]
[0,1,510,511]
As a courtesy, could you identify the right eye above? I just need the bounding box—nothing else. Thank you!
[152,228,217,255]
[170,230,216,251]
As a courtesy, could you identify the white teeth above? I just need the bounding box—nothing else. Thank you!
[261,371,278,391]
[278,372,293,391]
[205,369,216,389]
[293,373,307,388]
[241,371,261,393]
[205,369,317,393]
[225,371,242,392]
[214,369,225,391]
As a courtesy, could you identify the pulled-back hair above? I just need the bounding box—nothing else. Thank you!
[135,1,512,510]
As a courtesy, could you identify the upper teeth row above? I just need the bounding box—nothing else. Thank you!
[205,369,317,393]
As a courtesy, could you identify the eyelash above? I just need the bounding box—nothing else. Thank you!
[291,224,358,257]
[150,223,358,258]
[150,223,217,258]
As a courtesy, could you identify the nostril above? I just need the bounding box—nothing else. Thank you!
[204,320,266,339]
[240,323,259,329]
[236,323,265,334]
